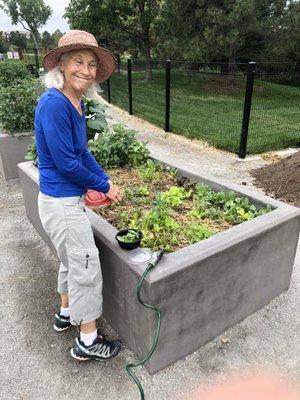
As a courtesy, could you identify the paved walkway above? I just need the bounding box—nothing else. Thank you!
[0,105,299,400]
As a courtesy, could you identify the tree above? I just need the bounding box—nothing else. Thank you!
[157,0,290,81]
[64,0,164,81]
[9,30,27,58]
[52,29,64,45]
[0,0,52,68]
[0,32,9,53]
[267,1,300,63]
[154,0,205,61]
[41,30,55,52]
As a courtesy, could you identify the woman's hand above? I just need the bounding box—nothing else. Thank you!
[106,181,122,203]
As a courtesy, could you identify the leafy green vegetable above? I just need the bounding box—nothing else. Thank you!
[161,186,192,207]
[83,96,108,140]
[137,159,163,182]
[117,229,140,243]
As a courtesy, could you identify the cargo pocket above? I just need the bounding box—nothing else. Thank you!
[68,247,101,286]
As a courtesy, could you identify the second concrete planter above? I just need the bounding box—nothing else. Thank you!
[18,160,300,374]
[0,132,33,180]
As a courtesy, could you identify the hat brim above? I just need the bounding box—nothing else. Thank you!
[43,44,116,84]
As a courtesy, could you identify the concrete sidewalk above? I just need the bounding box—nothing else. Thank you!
[0,107,299,400]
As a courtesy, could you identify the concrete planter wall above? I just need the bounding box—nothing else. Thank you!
[18,160,300,374]
[0,132,33,180]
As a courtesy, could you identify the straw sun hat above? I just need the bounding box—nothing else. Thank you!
[43,30,116,83]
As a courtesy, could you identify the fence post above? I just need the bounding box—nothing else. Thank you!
[238,61,256,158]
[165,60,171,132]
[106,78,111,104]
[127,58,133,115]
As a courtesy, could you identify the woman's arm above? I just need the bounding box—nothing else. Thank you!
[81,148,110,182]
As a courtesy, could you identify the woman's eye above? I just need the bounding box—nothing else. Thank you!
[75,60,83,64]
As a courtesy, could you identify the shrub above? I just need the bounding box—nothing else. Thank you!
[88,124,150,168]
[0,60,31,87]
[0,78,38,133]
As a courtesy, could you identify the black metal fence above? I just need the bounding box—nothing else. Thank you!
[102,59,300,157]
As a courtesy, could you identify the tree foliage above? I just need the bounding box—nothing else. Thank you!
[156,0,291,66]
[64,0,299,80]
[64,0,164,80]
[0,32,9,53]
[8,30,27,58]
[0,0,52,52]
[51,29,64,45]
[41,30,55,51]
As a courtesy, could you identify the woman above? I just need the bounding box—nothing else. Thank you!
[36,30,122,361]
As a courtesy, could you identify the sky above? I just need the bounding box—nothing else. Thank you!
[0,0,70,34]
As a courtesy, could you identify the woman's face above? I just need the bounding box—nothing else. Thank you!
[60,49,98,95]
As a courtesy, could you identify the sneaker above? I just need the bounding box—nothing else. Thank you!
[70,331,122,361]
[53,312,71,332]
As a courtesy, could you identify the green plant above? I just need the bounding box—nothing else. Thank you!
[161,186,192,207]
[0,60,31,87]
[97,167,272,252]
[88,124,149,169]
[194,183,272,224]
[186,224,216,243]
[83,96,108,139]
[137,159,163,182]
[0,77,38,133]
[124,185,151,204]
[117,229,140,243]
[25,143,38,166]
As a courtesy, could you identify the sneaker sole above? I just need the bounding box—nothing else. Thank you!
[70,347,95,361]
[53,324,71,332]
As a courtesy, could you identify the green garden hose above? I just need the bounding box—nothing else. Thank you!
[126,250,165,400]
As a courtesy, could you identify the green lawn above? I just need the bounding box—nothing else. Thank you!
[103,69,299,154]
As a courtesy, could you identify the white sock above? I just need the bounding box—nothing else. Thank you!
[80,330,98,346]
[60,307,70,317]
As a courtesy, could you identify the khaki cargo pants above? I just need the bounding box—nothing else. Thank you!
[38,192,103,326]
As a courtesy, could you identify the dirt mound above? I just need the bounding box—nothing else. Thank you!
[251,151,300,206]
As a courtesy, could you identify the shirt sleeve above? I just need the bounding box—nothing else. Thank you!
[81,148,110,182]
[40,98,110,193]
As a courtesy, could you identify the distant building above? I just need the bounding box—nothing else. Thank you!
[0,29,31,39]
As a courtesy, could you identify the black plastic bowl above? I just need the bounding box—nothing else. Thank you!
[115,228,143,250]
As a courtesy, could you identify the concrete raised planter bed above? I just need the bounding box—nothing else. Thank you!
[0,132,33,180]
[18,160,300,374]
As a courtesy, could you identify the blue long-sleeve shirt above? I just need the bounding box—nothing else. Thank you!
[35,88,110,197]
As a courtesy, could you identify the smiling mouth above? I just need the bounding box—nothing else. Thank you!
[74,76,90,82]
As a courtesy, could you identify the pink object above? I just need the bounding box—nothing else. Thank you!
[187,371,298,400]
[85,190,111,209]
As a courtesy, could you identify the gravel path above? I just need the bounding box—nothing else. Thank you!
[106,104,271,186]
[0,105,299,400]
